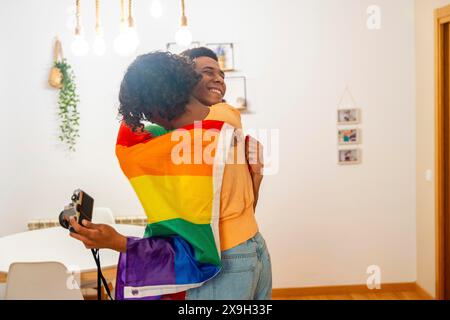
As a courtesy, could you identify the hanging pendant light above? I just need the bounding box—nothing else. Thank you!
[114,0,139,56]
[127,0,140,49]
[175,0,192,47]
[71,0,90,56]
[93,0,106,56]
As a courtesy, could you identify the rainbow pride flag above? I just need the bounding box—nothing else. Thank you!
[114,120,234,300]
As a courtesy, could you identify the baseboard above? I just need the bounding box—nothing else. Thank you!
[272,282,421,298]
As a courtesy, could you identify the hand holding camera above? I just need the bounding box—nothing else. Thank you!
[60,189,127,253]
[59,189,94,232]
[68,218,127,253]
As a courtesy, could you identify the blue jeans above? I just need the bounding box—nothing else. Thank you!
[186,232,272,300]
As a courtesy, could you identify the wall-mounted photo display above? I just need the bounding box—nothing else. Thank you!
[206,43,235,71]
[338,129,361,145]
[337,108,361,125]
[224,76,247,110]
[166,42,200,54]
[338,149,361,165]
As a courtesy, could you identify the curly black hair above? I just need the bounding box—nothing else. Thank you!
[180,47,218,62]
[118,51,202,130]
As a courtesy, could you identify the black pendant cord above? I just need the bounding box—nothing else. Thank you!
[91,249,114,300]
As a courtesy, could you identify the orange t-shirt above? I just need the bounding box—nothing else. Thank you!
[205,103,259,251]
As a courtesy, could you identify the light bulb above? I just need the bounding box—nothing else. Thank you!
[175,26,192,47]
[114,33,131,57]
[150,0,163,18]
[93,34,106,56]
[127,26,140,48]
[114,27,138,57]
[71,33,90,56]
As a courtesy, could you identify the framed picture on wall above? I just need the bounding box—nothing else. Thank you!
[338,149,361,165]
[206,43,235,71]
[337,108,361,125]
[338,129,361,145]
[224,76,247,110]
[166,42,200,54]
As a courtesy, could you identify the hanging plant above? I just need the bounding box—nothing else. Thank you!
[55,59,80,151]
[49,39,80,152]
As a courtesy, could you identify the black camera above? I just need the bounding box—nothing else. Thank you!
[59,189,94,232]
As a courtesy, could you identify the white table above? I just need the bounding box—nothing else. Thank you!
[0,225,145,283]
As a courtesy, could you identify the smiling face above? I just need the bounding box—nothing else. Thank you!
[191,57,226,106]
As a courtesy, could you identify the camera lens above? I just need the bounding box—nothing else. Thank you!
[59,211,70,229]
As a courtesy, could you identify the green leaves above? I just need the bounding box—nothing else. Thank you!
[54,59,80,152]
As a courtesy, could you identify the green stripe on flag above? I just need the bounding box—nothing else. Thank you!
[144,218,220,266]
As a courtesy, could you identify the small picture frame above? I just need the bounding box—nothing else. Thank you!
[166,42,200,54]
[338,149,361,165]
[337,108,361,125]
[338,129,361,145]
[224,76,247,110]
[206,43,235,71]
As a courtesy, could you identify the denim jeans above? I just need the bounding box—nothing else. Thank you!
[186,232,272,300]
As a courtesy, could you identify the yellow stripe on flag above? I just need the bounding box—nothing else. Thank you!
[130,175,214,225]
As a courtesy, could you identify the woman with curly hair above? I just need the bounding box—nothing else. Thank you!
[118,51,208,132]
[68,51,272,300]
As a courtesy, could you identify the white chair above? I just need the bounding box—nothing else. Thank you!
[92,207,116,225]
[5,262,83,300]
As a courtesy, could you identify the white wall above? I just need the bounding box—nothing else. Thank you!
[415,0,450,299]
[0,0,416,289]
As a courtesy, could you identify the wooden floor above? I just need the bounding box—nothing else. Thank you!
[86,291,426,300]
[273,291,427,300]
[83,289,427,300]
[82,282,431,300]
[271,283,434,300]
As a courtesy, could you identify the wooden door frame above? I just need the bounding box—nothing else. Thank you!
[435,4,450,301]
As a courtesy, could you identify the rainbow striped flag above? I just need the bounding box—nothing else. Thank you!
[114,120,234,300]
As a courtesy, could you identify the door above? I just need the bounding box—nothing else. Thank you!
[435,5,450,301]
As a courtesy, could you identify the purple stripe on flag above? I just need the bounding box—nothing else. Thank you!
[115,236,176,300]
